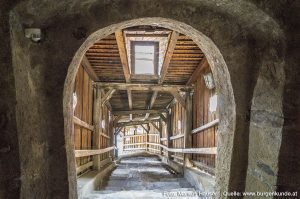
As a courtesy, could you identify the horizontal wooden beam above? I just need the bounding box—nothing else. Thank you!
[126,142,217,155]
[113,109,167,116]
[75,147,114,157]
[125,34,169,37]
[147,143,217,154]
[94,82,193,92]
[76,161,93,175]
[191,160,215,175]
[116,118,161,127]
[123,148,146,151]
[171,154,184,161]
[100,132,110,139]
[170,134,184,140]
[124,134,147,138]
[192,119,219,134]
[73,116,94,131]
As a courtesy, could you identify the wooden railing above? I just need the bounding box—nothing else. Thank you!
[191,119,219,134]
[75,146,115,158]
[121,142,216,154]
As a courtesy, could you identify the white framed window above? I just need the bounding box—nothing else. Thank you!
[131,41,159,75]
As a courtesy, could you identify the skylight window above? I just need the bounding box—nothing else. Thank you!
[131,41,159,75]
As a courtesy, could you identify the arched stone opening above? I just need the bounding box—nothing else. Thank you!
[9,1,286,198]
[64,18,235,197]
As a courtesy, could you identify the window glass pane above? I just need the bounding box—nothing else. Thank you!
[135,45,154,59]
[134,44,155,75]
[135,60,154,74]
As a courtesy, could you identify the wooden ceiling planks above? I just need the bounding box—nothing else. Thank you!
[163,34,204,85]
[85,33,126,83]
[84,27,207,115]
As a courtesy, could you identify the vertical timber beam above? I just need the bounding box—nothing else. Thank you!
[115,30,133,121]
[159,120,163,155]
[166,110,173,161]
[184,91,193,168]
[93,88,102,170]
[114,127,118,158]
[109,112,114,160]
[146,124,150,152]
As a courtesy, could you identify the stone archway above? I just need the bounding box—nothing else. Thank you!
[9,1,286,198]
[63,17,236,197]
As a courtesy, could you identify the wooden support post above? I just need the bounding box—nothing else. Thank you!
[184,91,193,168]
[114,127,118,158]
[109,112,114,160]
[159,120,163,155]
[93,88,102,170]
[166,111,173,161]
[146,124,150,152]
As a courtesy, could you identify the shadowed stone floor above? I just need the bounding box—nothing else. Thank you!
[84,154,201,199]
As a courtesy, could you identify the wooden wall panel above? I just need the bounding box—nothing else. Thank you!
[191,68,218,171]
[73,65,95,172]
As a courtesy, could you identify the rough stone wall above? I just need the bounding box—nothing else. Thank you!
[0,0,298,198]
[0,1,21,198]
[245,0,300,195]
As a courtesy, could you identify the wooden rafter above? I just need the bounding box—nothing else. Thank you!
[113,109,167,116]
[150,122,160,132]
[169,90,186,109]
[115,30,133,120]
[100,89,112,110]
[144,91,158,120]
[141,125,149,133]
[159,113,167,123]
[101,88,116,106]
[81,55,99,81]
[144,31,178,120]
[115,30,130,82]
[159,31,179,84]
[186,57,208,85]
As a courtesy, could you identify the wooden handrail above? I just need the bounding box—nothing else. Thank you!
[191,119,219,134]
[73,116,94,131]
[76,142,218,156]
[170,134,184,140]
[75,146,114,157]
[123,142,217,154]
[124,143,146,146]
[100,132,110,139]
[124,134,146,138]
